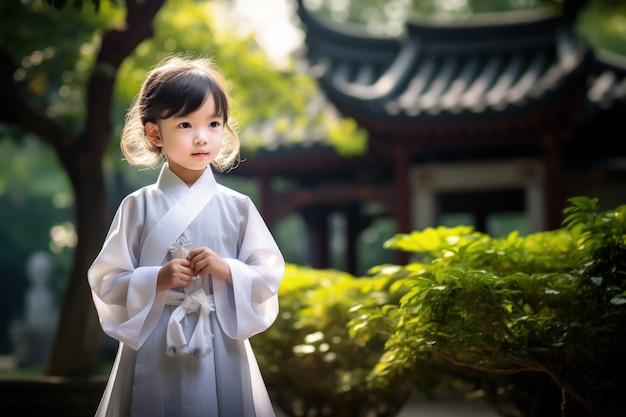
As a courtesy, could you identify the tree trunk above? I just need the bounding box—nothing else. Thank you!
[44,0,167,377]
[45,160,109,376]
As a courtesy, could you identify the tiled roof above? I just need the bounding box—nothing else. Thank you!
[231,3,626,177]
[296,2,593,123]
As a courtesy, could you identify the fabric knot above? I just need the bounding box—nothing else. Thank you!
[189,289,216,313]
[165,290,215,358]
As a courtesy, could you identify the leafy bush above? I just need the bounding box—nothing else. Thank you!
[251,265,417,417]
[349,196,626,416]
[254,197,626,416]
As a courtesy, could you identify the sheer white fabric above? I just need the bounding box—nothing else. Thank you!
[88,164,284,417]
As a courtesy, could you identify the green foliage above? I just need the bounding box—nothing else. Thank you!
[251,264,413,417]
[576,1,626,56]
[347,196,626,415]
[1,0,121,132]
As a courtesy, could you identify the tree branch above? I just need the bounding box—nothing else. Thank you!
[82,0,166,158]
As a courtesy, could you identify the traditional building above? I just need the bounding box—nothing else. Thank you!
[230,2,626,274]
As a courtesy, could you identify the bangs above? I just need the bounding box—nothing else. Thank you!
[159,71,229,120]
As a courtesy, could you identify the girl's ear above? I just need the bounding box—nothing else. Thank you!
[145,122,162,147]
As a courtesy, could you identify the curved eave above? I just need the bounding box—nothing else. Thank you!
[297,2,590,122]
[319,48,591,124]
[317,41,590,122]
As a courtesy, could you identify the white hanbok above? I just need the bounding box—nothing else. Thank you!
[88,164,285,417]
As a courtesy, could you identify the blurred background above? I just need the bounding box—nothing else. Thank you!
[0,0,624,382]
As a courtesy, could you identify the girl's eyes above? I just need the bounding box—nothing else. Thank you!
[177,121,221,128]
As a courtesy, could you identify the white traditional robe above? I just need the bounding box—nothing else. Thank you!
[88,164,285,417]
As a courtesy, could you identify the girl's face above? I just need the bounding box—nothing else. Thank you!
[145,94,224,186]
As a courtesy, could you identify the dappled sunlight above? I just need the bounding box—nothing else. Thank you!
[49,221,77,253]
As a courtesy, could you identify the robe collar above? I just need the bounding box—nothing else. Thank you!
[155,163,218,202]
[139,163,218,266]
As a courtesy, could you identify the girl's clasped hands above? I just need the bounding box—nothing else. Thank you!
[157,247,232,291]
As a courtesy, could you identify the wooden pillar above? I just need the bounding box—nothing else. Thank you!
[301,206,330,269]
[345,204,359,275]
[543,135,563,230]
[393,142,411,265]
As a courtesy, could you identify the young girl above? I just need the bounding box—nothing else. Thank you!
[88,55,285,417]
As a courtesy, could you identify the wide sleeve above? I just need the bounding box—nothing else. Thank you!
[87,195,168,351]
[213,197,285,340]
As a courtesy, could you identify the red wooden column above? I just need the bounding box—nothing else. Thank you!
[393,142,411,265]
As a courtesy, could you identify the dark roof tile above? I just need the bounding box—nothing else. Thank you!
[296,1,591,121]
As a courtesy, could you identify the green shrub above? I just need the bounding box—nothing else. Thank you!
[251,265,417,417]
[254,197,626,416]
[349,196,626,416]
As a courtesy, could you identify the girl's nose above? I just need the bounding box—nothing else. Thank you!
[194,135,208,145]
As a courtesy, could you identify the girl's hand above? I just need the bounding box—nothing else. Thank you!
[187,247,233,286]
[156,258,195,291]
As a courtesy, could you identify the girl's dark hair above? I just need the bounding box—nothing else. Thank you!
[121,55,240,172]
